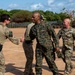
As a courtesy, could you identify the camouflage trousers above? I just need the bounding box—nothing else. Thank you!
[0,51,5,75]
[62,49,73,75]
[23,42,34,75]
[35,46,59,75]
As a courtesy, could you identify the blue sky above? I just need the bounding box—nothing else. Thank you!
[0,0,75,13]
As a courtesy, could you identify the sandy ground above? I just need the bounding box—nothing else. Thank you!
[2,28,75,75]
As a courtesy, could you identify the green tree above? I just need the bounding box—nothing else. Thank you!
[58,12,70,21]
[12,10,32,22]
[9,9,21,16]
[0,9,10,16]
[44,11,55,21]
[54,13,61,21]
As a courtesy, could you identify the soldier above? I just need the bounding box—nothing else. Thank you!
[21,23,35,75]
[57,18,75,75]
[0,14,19,75]
[29,12,62,75]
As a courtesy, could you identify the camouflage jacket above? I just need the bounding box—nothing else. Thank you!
[0,23,19,45]
[29,22,59,49]
[57,27,75,50]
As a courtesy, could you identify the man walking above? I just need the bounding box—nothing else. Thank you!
[29,12,62,75]
[57,18,75,75]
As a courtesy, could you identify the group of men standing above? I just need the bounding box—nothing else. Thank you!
[22,12,75,75]
[0,12,75,75]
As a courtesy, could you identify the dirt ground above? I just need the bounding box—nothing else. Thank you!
[2,28,75,75]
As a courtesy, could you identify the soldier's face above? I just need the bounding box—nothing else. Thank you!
[63,19,70,28]
[5,18,11,25]
[32,14,40,23]
[32,15,36,23]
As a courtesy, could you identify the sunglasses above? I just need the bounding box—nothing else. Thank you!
[32,16,35,18]
[7,18,11,21]
[7,19,11,21]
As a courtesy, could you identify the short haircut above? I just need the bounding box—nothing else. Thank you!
[33,12,41,18]
[0,14,10,22]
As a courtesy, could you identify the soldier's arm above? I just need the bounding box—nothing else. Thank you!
[49,26,59,48]
[50,27,63,56]
[8,36,19,45]
[72,28,75,39]
[5,28,19,45]
[29,26,36,41]
[57,29,62,39]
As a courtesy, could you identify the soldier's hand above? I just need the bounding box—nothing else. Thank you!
[56,49,64,58]
[55,48,60,52]
[20,37,24,42]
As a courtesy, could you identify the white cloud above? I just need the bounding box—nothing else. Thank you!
[9,4,18,9]
[45,1,65,13]
[45,8,52,11]
[69,0,73,2]
[57,3,64,7]
[31,3,44,10]
[48,0,54,6]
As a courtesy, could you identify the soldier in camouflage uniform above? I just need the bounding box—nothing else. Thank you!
[22,23,35,75]
[29,12,62,75]
[0,14,19,75]
[57,18,75,75]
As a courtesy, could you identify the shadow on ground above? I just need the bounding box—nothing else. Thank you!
[42,64,64,72]
[32,63,64,73]
[6,63,23,75]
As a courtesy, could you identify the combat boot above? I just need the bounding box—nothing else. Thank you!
[64,72,69,75]
[23,72,29,75]
[36,73,42,75]
[29,72,35,75]
[70,64,75,69]
[53,73,63,75]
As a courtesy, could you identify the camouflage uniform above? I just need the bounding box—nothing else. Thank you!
[23,23,35,75]
[57,27,75,75]
[0,23,19,75]
[29,22,60,75]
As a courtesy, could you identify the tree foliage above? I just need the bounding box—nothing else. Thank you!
[12,10,32,22]
[0,9,73,23]
[0,9,10,16]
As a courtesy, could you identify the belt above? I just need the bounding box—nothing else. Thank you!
[0,44,3,51]
[25,40,32,44]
